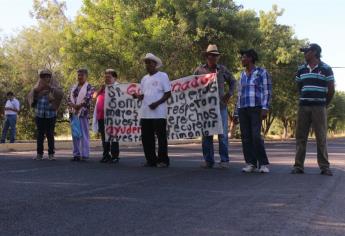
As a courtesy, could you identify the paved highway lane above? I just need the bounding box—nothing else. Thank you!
[0,139,344,235]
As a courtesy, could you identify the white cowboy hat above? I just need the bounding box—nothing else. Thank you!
[143,53,163,69]
[204,44,221,55]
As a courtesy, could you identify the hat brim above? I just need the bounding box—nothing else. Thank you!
[143,58,163,69]
[300,47,311,53]
[203,51,221,56]
[39,73,52,76]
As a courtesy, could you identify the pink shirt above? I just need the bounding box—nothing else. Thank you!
[96,89,105,120]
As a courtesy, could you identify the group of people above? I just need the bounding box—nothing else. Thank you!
[1,43,335,176]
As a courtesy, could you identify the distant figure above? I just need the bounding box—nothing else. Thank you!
[234,49,272,173]
[132,53,171,168]
[1,92,20,143]
[28,69,63,160]
[93,69,120,164]
[68,69,94,162]
[194,44,236,169]
[291,44,335,176]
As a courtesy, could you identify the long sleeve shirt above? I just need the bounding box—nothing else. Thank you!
[234,67,272,116]
[194,64,236,109]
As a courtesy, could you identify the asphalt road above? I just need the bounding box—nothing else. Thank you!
[0,139,344,236]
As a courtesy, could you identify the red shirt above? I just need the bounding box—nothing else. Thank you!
[96,89,105,120]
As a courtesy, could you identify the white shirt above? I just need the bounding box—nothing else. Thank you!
[140,71,171,119]
[4,98,20,115]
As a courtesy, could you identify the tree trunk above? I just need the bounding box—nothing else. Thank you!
[263,112,275,136]
[282,118,289,139]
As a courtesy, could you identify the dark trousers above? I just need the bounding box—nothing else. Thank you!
[35,117,56,155]
[239,107,269,167]
[98,119,119,158]
[141,119,169,165]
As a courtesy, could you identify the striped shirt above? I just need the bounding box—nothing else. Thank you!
[296,61,334,106]
[235,67,272,114]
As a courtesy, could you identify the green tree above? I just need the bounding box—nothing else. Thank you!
[255,5,306,136]
[62,0,259,85]
[0,0,70,139]
[328,91,345,133]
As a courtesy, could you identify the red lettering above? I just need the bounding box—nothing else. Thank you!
[106,126,142,136]
[172,83,182,92]
[181,81,190,91]
[190,78,199,88]
[127,83,140,95]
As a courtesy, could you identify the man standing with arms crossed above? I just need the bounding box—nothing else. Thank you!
[1,92,20,143]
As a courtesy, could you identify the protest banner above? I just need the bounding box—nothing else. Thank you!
[104,73,223,142]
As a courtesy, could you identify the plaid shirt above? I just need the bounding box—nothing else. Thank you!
[235,67,272,116]
[35,95,57,118]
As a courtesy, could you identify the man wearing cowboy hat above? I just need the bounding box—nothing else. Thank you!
[194,44,236,169]
[133,53,171,168]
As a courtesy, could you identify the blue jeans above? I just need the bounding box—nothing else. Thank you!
[202,107,229,164]
[1,115,17,143]
[238,107,269,167]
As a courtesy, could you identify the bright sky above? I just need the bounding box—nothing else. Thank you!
[0,0,344,91]
[236,0,345,91]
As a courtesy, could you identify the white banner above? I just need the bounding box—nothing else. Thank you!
[104,73,223,142]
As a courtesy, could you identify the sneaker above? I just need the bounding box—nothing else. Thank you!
[200,161,214,169]
[218,161,230,169]
[258,165,270,173]
[109,156,120,164]
[291,168,304,174]
[71,156,81,162]
[320,168,333,176]
[100,155,110,163]
[143,162,156,167]
[157,162,169,168]
[33,154,43,160]
[48,154,56,161]
[242,164,256,173]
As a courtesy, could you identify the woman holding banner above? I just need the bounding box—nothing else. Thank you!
[93,69,120,164]
[133,53,171,168]
[68,68,94,162]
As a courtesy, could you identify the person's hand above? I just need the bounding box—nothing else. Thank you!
[75,104,83,110]
[149,101,159,110]
[261,109,268,120]
[39,79,50,89]
[93,85,106,99]
[221,94,231,104]
[132,93,143,100]
[68,102,77,109]
[233,116,239,125]
[34,83,45,93]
